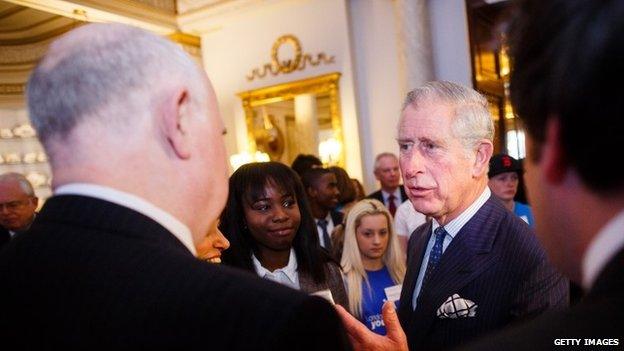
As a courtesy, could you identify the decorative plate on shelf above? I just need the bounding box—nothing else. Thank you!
[0,128,13,138]
[12,124,36,138]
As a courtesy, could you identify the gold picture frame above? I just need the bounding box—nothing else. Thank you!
[238,72,344,166]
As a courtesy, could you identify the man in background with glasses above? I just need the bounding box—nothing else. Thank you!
[0,172,38,248]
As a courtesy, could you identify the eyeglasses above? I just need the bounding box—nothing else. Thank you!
[0,199,31,212]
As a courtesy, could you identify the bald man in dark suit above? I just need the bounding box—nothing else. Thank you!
[0,23,349,350]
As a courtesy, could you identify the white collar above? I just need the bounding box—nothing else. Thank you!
[54,183,196,256]
[252,248,298,282]
[432,187,491,238]
[317,212,332,224]
[582,208,624,290]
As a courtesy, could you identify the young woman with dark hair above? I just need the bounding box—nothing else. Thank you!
[219,161,348,307]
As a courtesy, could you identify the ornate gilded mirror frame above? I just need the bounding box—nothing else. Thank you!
[238,72,344,166]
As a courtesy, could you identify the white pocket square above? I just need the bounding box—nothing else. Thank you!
[436,294,477,319]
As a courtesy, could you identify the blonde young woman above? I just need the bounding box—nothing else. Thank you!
[339,199,406,335]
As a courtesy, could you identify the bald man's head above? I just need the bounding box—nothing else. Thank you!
[27,23,206,153]
[25,23,228,240]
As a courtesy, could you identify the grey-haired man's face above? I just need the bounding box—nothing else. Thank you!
[0,180,38,231]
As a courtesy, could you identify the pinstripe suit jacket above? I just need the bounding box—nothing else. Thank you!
[0,195,350,350]
[459,248,624,350]
[397,195,568,351]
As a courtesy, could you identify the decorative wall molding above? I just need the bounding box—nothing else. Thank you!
[7,0,177,34]
[177,0,286,34]
[246,34,335,82]
[0,2,203,78]
[132,0,176,14]
[168,31,200,47]
[176,0,227,15]
[0,40,51,65]
[0,22,79,46]
[0,83,25,95]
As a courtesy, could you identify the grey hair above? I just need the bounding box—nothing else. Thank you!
[373,152,398,171]
[26,23,204,148]
[0,172,35,196]
[402,81,494,150]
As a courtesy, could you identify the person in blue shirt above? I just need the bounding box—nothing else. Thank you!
[338,199,405,335]
[488,153,536,227]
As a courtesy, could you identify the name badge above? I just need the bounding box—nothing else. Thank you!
[311,289,335,304]
[384,284,402,302]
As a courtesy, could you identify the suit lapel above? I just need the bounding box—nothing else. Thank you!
[406,197,502,345]
[330,210,344,227]
[398,221,433,324]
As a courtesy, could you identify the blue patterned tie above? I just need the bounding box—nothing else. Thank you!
[422,227,447,288]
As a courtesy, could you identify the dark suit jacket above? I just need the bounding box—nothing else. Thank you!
[330,210,344,227]
[0,226,10,249]
[460,248,624,351]
[0,195,350,350]
[300,260,349,308]
[397,195,568,351]
[366,187,408,205]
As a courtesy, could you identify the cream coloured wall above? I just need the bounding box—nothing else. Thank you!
[195,0,363,181]
[0,0,474,197]
[427,0,472,86]
[186,0,473,193]
[347,0,403,193]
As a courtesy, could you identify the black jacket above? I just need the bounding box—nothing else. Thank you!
[0,195,351,350]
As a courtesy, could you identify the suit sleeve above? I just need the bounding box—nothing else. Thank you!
[273,296,352,351]
[327,261,349,308]
[509,251,569,321]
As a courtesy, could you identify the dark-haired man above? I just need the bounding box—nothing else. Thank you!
[302,167,342,251]
[291,154,323,178]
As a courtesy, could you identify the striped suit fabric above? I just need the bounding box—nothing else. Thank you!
[397,195,568,351]
[459,248,624,350]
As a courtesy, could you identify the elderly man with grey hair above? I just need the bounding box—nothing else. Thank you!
[367,152,408,217]
[0,23,349,349]
[0,172,38,247]
[336,81,568,351]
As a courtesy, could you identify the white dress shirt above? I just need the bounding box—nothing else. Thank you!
[55,183,196,255]
[582,209,624,290]
[252,248,300,290]
[411,187,491,309]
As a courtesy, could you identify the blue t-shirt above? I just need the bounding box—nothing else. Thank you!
[514,201,535,227]
[360,266,399,335]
